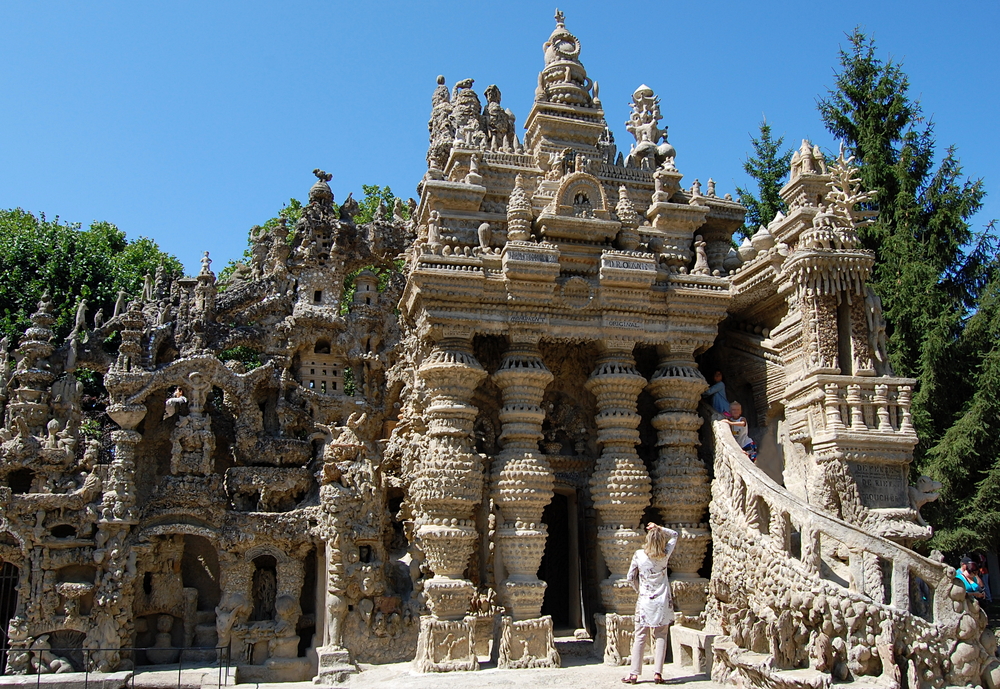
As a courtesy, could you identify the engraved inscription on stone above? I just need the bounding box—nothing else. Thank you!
[510,313,547,324]
[603,259,655,271]
[604,318,643,331]
[506,251,556,263]
[848,462,906,508]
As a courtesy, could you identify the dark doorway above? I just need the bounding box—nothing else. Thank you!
[0,561,19,673]
[539,491,583,631]
[250,555,278,621]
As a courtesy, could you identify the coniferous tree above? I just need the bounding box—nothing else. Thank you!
[920,246,1000,552]
[818,29,998,552]
[735,119,793,239]
[818,29,989,388]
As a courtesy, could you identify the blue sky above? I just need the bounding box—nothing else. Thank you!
[2,1,997,274]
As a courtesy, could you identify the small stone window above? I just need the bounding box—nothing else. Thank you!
[313,290,323,304]
[51,524,76,539]
[7,468,34,494]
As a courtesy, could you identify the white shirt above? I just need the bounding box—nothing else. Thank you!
[730,416,750,447]
[627,527,679,628]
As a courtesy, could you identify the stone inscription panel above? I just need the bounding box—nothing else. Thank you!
[506,251,557,263]
[603,259,655,271]
[847,462,907,508]
[603,316,643,331]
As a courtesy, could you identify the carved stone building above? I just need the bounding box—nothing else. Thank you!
[0,12,994,689]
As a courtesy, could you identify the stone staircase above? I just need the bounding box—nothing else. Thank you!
[705,412,993,688]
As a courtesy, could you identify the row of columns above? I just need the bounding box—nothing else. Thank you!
[409,336,712,671]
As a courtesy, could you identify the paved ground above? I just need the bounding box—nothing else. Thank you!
[0,660,719,689]
[347,657,718,689]
[0,644,722,689]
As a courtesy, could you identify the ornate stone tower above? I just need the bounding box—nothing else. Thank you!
[397,10,742,670]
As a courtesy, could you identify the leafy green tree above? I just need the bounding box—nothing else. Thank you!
[818,29,998,552]
[218,198,304,284]
[353,184,404,224]
[0,208,182,343]
[735,119,793,239]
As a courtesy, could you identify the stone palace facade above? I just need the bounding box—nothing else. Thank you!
[0,12,994,689]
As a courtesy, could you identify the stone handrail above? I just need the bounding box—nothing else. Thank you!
[712,413,945,613]
[707,407,988,686]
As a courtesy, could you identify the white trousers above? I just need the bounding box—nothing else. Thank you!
[630,624,670,676]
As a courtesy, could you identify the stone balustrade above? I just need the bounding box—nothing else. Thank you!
[708,413,987,688]
[785,375,917,447]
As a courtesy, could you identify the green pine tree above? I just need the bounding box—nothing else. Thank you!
[735,119,793,239]
[818,29,988,388]
[818,28,998,552]
[920,244,1000,552]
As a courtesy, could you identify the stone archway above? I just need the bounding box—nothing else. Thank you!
[0,561,20,673]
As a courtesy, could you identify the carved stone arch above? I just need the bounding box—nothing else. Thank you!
[127,358,273,432]
[0,528,28,559]
[139,521,220,544]
[149,326,178,367]
[127,357,271,406]
[245,544,291,565]
[555,172,610,219]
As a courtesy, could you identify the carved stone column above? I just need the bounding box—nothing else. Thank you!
[586,341,651,665]
[411,337,486,672]
[647,349,711,626]
[491,336,560,668]
[87,401,145,669]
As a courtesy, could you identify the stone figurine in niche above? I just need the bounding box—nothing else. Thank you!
[145,615,179,665]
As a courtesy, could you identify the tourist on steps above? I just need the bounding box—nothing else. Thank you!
[622,522,679,685]
[723,401,757,462]
[702,370,730,415]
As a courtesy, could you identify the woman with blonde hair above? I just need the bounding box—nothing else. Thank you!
[622,522,679,684]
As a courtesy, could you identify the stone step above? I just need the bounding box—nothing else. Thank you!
[714,641,831,689]
[554,634,596,658]
[194,623,218,648]
[184,648,218,664]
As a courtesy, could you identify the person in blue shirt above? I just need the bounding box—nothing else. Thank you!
[956,556,986,599]
[703,370,730,415]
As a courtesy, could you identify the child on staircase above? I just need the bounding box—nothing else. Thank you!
[724,401,757,462]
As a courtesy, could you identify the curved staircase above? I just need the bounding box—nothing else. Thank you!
[704,411,994,689]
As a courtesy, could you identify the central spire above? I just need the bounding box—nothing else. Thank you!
[534,10,595,108]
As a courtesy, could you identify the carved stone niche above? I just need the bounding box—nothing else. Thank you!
[296,340,346,396]
[225,467,313,512]
[537,171,621,243]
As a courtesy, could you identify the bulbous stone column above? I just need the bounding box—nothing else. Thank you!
[411,337,486,672]
[491,337,560,668]
[586,341,651,665]
[647,350,711,625]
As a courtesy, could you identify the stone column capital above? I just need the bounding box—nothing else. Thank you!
[598,338,636,355]
[506,328,544,346]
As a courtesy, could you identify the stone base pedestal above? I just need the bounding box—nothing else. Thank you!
[313,647,357,685]
[413,615,479,673]
[238,656,312,683]
[670,626,716,677]
[594,612,635,666]
[670,575,709,621]
[497,615,560,669]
